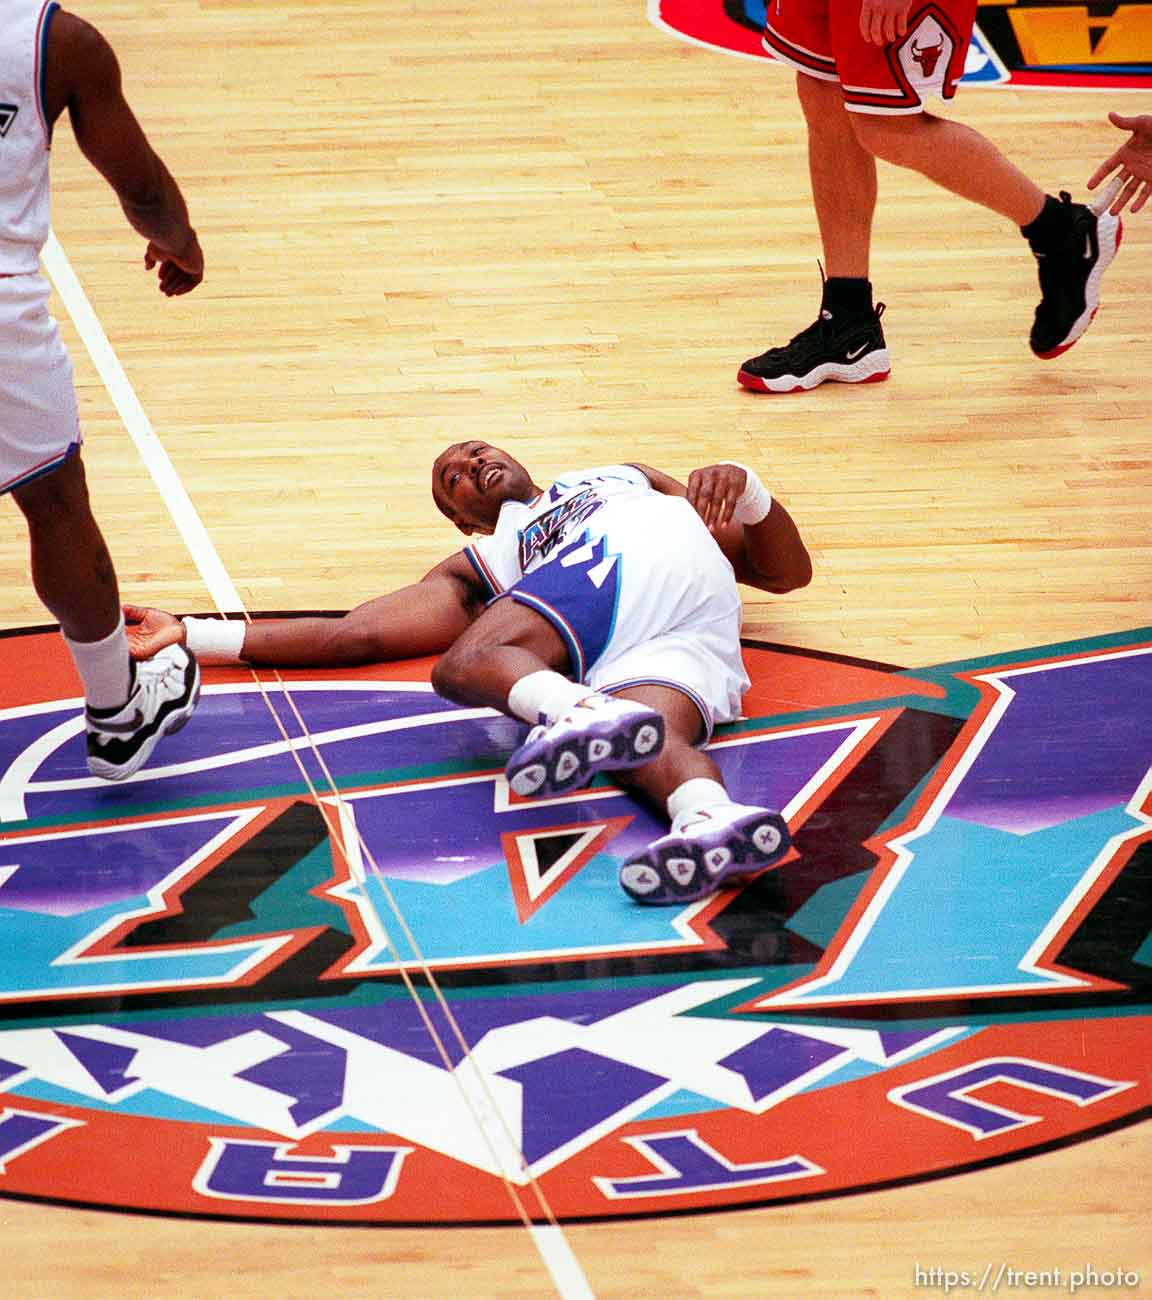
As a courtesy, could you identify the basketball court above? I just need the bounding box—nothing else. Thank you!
[0,1,1149,1295]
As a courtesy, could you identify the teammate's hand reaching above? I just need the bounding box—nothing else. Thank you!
[686,463,748,531]
[1087,112,1152,215]
[124,604,186,660]
[144,231,204,296]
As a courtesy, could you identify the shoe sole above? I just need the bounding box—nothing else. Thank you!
[1032,214,1122,359]
[619,809,791,905]
[87,656,202,782]
[506,708,665,798]
[738,351,891,393]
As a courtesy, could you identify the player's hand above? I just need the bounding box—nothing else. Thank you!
[859,0,912,45]
[1087,112,1152,215]
[687,463,747,532]
[123,604,185,660]
[144,231,204,296]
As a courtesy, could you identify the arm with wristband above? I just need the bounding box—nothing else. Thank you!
[628,461,812,594]
[125,552,488,666]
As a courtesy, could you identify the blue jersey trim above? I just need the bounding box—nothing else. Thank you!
[0,440,80,496]
[463,546,500,599]
[504,590,587,682]
[38,2,59,143]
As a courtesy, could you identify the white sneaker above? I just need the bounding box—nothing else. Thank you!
[619,802,790,905]
[505,693,665,798]
[86,644,201,781]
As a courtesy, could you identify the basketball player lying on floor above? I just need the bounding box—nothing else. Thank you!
[126,443,812,906]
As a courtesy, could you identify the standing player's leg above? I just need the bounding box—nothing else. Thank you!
[848,107,1121,358]
[739,71,890,390]
[607,684,791,905]
[10,454,199,780]
[430,597,667,797]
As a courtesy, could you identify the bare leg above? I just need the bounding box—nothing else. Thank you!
[430,597,572,709]
[798,73,877,278]
[10,453,121,642]
[851,111,1045,226]
[608,684,718,808]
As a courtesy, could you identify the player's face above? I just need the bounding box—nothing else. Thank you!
[432,441,536,534]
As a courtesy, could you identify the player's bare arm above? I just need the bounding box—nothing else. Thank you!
[43,10,203,295]
[125,551,488,666]
[629,462,812,595]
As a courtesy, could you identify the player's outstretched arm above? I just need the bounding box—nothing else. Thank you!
[44,10,203,295]
[126,553,487,666]
[629,461,812,595]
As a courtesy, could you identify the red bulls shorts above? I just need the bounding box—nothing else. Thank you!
[763,0,978,115]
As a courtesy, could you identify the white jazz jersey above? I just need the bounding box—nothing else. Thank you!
[0,0,55,273]
[465,466,750,733]
[0,0,81,495]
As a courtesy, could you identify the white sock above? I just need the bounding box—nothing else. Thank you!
[506,670,591,725]
[667,777,732,831]
[64,613,134,710]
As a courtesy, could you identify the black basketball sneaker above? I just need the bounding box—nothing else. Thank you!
[1028,191,1122,359]
[738,304,890,393]
[86,644,201,781]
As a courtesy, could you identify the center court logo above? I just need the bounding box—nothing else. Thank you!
[0,623,1148,1223]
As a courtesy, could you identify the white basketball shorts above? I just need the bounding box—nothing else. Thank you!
[0,271,81,494]
[502,494,751,739]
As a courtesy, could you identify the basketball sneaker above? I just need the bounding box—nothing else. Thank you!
[738,305,889,393]
[1028,191,1122,359]
[86,643,201,781]
[505,693,665,798]
[619,802,791,905]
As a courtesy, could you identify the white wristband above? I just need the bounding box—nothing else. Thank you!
[721,462,773,525]
[182,616,247,663]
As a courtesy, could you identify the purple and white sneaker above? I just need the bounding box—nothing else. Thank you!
[619,803,790,905]
[505,693,665,798]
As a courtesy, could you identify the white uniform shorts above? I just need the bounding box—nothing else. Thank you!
[499,494,751,739]
[0,271,81,494]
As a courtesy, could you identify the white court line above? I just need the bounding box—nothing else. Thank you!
[530,1226,597,1300]
[42,232,244,614]
[41,232,596,1300]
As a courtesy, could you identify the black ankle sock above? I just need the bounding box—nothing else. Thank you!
[821,276,873,320]
[1021,194,1070,248]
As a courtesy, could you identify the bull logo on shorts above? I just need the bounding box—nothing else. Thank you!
[0,105,18,139]
[909,33,946,77]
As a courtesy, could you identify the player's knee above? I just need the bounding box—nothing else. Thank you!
[850,113,930,167]
[11,455,92,525]
[430,644,474,702]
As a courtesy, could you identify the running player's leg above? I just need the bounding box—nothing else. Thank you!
[741,1,889,393]
[10,454,200,780]
[801,71,875,281]
[11,452,122,645]
[837,0,1120,358]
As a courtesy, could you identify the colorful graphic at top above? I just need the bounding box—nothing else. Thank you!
[651,0,1152,89]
